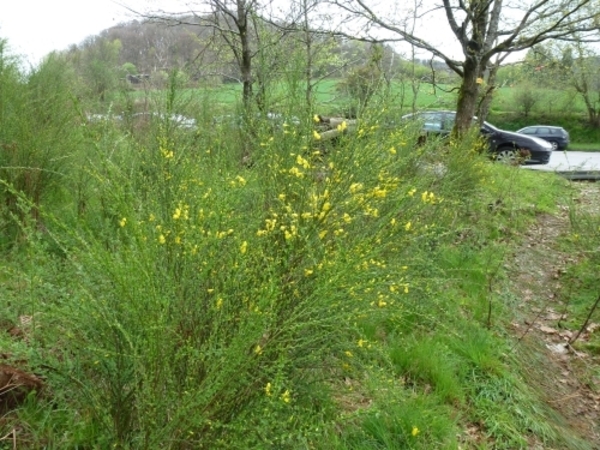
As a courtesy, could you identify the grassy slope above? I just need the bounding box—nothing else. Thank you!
[2,66,600,448]
[2,102,599,449]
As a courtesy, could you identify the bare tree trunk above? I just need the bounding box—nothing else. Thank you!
[578,88,600,128]
[238,1,253,110]
[477,63,499,124]
[455,58,481,135]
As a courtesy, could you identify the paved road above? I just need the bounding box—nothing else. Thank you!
[524,151,600,179]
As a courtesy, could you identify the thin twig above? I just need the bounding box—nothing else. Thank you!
[569,291,600,346]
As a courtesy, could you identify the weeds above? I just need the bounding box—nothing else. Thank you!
[1,47,599,449]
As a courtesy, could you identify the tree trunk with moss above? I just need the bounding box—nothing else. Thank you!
[454,57,481,136]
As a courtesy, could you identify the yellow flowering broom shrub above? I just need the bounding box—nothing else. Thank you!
[33,102,491,448]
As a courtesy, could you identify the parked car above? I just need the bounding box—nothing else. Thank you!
[516,125,570,150]
[131,112,198,131]
[401,110,552,165]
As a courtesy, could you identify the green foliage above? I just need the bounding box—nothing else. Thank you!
[0,48,81,247]
[2,44,600,449]
[337,394,458,449]
[512,84,540,118]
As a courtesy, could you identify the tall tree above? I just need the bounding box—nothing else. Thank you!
[568,40,600,127]
[150,1,291,113]
[329,0,600,135]
[71,36,123,102]
[282,0,344,111]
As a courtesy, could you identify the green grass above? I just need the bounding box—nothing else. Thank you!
[566,143,600,151]
[2,58,600,449]
[116,78,600,149]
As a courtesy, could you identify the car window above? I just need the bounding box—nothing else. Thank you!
[420,112,443,132]
[520,127,535,134]
[442,113,456,131]
[537,127,550,134]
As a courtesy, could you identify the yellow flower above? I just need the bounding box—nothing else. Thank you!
[389,146,397,155]
[119,217,127,227]
[161,147,174,159]
[254,345,262,355]
[378,299,387,307]
[240,241,248,254]
[405,222,412,231]
[345,350,353,357]
[372,187,387,198]
[411,426,420,437]
[296,154,311,169]
[280,390,291,403]
[304,268,314,276]
[312,130,322,140]
[216,297,223,309]
[313,114,320,123]
[337,121,347,132]
[265,382,272,396]
[278,193,286,201]
[349,183,363,193]
[158,234,166,244]
[289,167,304,178]
[358,339,367,348]
[408,188,417,197]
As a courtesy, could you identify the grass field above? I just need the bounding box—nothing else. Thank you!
[122,78,600,146]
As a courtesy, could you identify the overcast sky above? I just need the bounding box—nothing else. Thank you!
[0,1,147,65]
[0,0,523,68]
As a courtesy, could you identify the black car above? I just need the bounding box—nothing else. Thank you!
[516,125,570,151]
[402,110,552,165]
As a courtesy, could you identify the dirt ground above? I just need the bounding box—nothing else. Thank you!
[508,180,600,448]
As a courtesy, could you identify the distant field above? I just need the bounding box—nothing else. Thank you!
[121,78,600,145]
[125,78,589,116]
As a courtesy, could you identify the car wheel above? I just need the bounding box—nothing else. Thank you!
[495,148,518,164]
[549,141,558,151]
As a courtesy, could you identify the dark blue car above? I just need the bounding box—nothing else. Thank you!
[402,110,552,165]
[516,125,570,151]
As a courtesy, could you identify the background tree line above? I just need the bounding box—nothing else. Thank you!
[32,0,600,134]
[53,14,459,111]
